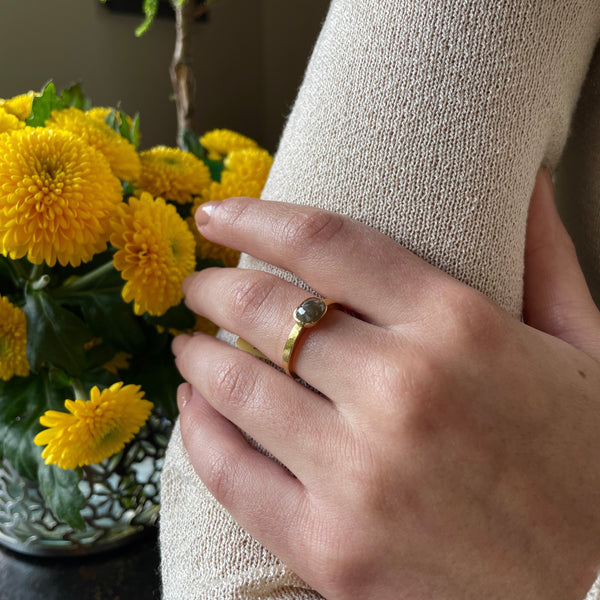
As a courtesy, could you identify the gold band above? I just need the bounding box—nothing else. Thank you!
[282,297,339,377]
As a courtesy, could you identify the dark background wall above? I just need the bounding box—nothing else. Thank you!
[0,0,330,151]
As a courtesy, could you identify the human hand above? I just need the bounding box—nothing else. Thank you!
[172,168,600,600]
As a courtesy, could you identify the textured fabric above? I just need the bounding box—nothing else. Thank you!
[586,575,600,600]
[160,1,600,598]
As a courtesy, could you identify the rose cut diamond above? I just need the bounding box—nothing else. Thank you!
[294,297,326,325]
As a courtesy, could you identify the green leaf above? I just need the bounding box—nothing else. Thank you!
[59,83,92,111]
[103,109,140,149]
[23,288,92,376]
[182,128,205,160]
[135,0,159,36]
[0,374,64,481]
[104,108,119,133]
[0,374,86,529]
[55,264,147,354]
[125,333,182,419]
[205,158,225,183]
[76,291,146,354]
[130,112,141,148]
[26,81,63,127]
[38,463,86,530]
[183,126,226,181]
[122,180,136,197]
[118,110,141,148]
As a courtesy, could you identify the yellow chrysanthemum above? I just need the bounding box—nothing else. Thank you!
[0,106,25,135]
[0,296,29,381]
[111,192,196,316]
[0,91,37,121]
[85,107,112,123]
[138,146,211,204]
[186,212,240,267]
[47,107,141,182]
[0,128,123,267]
[34,382,153,470]
[200,129,258,161]
[208,148,273,202]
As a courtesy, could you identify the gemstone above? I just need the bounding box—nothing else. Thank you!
[294,297,326,325]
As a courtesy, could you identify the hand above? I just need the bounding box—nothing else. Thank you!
[172,168,600,600]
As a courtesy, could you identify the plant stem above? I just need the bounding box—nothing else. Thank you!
[71,379,89,401]
[29,262,44,281]
[170,0,197,148]
[62,261,115,292]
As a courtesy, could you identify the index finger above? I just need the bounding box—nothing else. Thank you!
[196,197,459,327]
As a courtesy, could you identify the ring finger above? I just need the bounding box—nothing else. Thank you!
[182,267,394,401]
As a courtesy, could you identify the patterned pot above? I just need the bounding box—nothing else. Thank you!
[0,413,171,557]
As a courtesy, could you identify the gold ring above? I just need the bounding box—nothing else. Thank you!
[282,297,339,377]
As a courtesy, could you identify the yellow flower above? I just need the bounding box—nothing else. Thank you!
[47,107,141,182]
[0,91,37,121]
[0,296,29,381]
[0,106,25,135]
[208,148,273,202]
[34,382,153,470]
[200,129,258,161]
[111,192,196,316]
[85,107,112,123]
[0,127,123,267]
[138,146,211,204]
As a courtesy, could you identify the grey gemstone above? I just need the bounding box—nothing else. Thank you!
[294,297,326,325]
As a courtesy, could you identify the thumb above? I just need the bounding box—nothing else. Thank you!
[523,167,600,358]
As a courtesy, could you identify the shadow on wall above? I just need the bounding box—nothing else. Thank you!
[0,0,329,151]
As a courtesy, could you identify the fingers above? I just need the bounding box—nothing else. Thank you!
[196,197,460,327]
[182,267,393,398]
[173,334,341,481]
[523,167,600,359]
[176,383,308,556]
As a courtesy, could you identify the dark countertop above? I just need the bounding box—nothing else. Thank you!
[0,527,161,600]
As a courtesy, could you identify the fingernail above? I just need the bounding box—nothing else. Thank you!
[177,382,192,410]
[196,202,218,228]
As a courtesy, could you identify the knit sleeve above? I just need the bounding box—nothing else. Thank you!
[160,2,600,599]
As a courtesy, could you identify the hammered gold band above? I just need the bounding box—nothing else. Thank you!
[282,297,339,377]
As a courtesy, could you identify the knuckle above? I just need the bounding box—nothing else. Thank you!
[369,346,440,409]
[280,209,345,254]
[203,447,239,506]
[370,348,448,441]
[427,283,503,354]
[210,355,257,410]
[228,275,277,326]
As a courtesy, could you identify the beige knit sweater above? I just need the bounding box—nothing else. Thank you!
[160,1,600,598]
